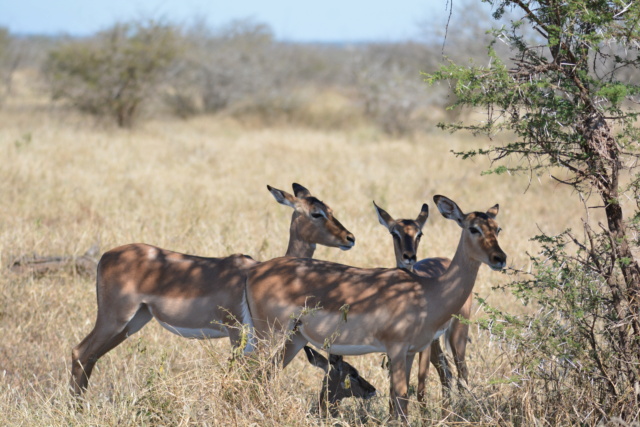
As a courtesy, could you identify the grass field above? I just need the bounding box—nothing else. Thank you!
[0,84,595,425]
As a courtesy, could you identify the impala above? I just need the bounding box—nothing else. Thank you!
[268,183,376,410]
[246,195,506,421]
[70,183,359,397]
[317,202,444,409]
[374,201,468,403]
[303,346,376,416]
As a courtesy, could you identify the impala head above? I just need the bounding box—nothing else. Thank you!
[434,195,507,271]
[304,346,377,407]
[267,183,355,251]
[373,201,429,270]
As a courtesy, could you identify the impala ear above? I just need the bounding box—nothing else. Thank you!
[486,204,499,219]
[415,203,429,229]
[304,346,329,373]
[373,201,396,230]
[267,185,297,209]
[292,183,312,198]
[328,354,345,372]
[434,195,465,227]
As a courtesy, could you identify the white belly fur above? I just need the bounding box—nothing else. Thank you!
[318,343,385,355]
[433,327,446,341]
[433,318,452,341]
[157,321,229,339]
[302,321,451,356]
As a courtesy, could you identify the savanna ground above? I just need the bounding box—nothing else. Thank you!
[0,72,594,425]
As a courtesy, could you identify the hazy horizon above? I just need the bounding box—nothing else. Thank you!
[1,0,456,43]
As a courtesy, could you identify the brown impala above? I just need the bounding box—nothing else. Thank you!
[374,201,466,403]
[246,195,507,421]
[268,183,376,411]
[70,183,360,397]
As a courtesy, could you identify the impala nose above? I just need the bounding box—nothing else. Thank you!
[339,233,356,251]
[402,253,417,264]
[491,252,507,269]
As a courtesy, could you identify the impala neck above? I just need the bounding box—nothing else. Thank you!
[429,233,481,310]
[285,213,316,258]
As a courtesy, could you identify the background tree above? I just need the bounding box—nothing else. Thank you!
[44,20,179,128]
[426,0,640,422]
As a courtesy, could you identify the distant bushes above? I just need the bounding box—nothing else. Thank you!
[166,20,277,116]
[167,19,362,128]
[170,24,445,135]
[38,17,465,133]
[0,27,19,106]
[351,42,441,136]
[44,21,179,127]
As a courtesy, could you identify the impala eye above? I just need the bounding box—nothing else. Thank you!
[469,227,481,235]
[311,212,324,219]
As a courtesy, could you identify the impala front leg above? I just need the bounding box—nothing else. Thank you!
[430,338,453,401]
[449,298,472,387]
[388,344,411,422]
[416,345,430,404]
[390,352,417,414]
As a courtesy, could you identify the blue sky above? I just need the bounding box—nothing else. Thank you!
[0,0,453,42]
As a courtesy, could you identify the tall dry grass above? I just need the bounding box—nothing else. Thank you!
[0,82,595,425]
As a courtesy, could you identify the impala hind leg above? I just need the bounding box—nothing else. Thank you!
[70,305,152,396]
[282,330,309,368]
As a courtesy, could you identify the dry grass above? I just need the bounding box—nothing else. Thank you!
[0,83,603,425]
